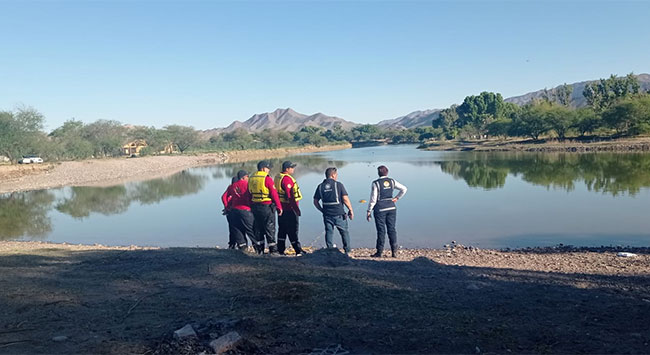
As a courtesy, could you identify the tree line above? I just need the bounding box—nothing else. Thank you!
[431,73,650,141]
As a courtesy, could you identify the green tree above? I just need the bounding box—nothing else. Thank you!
[83,120,127,157]
[546,104,576,140]
[602,95,650,135]
[583,73,641,111]
[572,108,601,136]
[164,125,199,153]
[0,106,45,162]
[511,102,552,140]
[456,92,506,135]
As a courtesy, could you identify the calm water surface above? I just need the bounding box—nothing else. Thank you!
[3,145,650,248]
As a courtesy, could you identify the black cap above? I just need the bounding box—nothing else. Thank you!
[282,161,297,171]
[231,176,238,184]
[236,170,249,180]
[257,160,272,170]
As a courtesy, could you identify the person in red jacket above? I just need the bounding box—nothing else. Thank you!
[221,176,239,249]
[223,170,255,249]
[274,161,306,255]
[248,160,283,254]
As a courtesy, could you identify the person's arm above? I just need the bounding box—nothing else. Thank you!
[221,189,229,208]
[266,176,283,215]
[313,198,323,213]
[392,180,408,202]
[282,176,301,216]
[313,186,323,213]
[366,181,378,221]
[342,195,354,220]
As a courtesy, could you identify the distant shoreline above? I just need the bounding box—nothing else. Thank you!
[0,144,351,194]
[419,136,650,152]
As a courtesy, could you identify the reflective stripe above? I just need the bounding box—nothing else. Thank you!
[275,173,303,203]
[255,241,264,245]
[320,180,340,205]
[378,207,396,212]
[268,242,277,247]
[249,171,271,203]
[278,238,286,241]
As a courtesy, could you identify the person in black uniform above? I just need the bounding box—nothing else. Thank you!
[313,167,354,253]
[366,165,407,258]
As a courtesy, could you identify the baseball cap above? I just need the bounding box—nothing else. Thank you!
[236,170,249,180]
[257,160,272,170]
[282,161,297,171]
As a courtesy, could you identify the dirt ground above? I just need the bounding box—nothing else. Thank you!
[421,136,650,152]
[0,144,350,195]
[1,241,648,354]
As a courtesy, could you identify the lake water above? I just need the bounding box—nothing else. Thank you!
[3,145,650,249]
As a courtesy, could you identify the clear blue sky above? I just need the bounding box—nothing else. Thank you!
[1,1,649,131]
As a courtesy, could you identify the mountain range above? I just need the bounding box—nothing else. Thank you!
[206,73,650,133]
[210,108,358,134]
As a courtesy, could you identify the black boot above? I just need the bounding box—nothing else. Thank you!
[370,251,382,258]
[268,244,278,254]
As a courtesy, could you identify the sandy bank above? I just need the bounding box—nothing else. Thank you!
[0,144,350,194]
[421,136,650,152]
[1,241,648,354]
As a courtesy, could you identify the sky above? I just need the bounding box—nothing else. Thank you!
[1,0,649,131]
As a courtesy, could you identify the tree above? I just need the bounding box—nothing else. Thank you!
[546,104,576,140]
[572,108,601,136]
[83,120,127,157]
[435,105,459,139]
[511,103,552,140]
[555,84,573,106]
[49,119,94,159]
[164,125,199,153]
[602,96,650,135]
[583,73,641,111]
[456,92,509,136]
[0,106,45,162]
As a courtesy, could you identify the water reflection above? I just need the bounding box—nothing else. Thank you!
[204,155,347,181]
[0,191,54,240]
[436,153,650,196]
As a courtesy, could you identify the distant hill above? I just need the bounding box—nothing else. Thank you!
[377,109,442,129]
[505,73,650,107]
[206,108,358,134]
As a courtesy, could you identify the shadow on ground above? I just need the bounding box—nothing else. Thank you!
[1,248,649,354]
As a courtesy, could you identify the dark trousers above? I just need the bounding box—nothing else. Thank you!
[231,209,255,248]
[251,203,277,253]
[323,214,351,253]
[277,209,302,254]
[226,212,238,249]
[374,209,397,253]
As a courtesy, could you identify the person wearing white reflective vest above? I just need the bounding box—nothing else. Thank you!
[366,165,407,258]
[313,167,354,253]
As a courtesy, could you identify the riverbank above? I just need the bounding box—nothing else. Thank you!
[0,144,351,194]
[1,241,648,354]
[420,136,650,152]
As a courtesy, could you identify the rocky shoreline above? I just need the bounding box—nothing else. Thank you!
[420,136,650,152]
[1,240,648,354]
[0,144,350,194]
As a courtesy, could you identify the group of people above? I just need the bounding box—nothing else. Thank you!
[221,160,407,257]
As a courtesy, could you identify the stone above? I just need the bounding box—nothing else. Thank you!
[173,324,197,339]
[617,252,637,257]
[52,335,68,342]
[209,331,242,354]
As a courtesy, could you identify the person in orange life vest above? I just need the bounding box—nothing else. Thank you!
[274,161,306,255]
[221,176,239,249]
[248,160,283,254]
[223,170,255,249]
